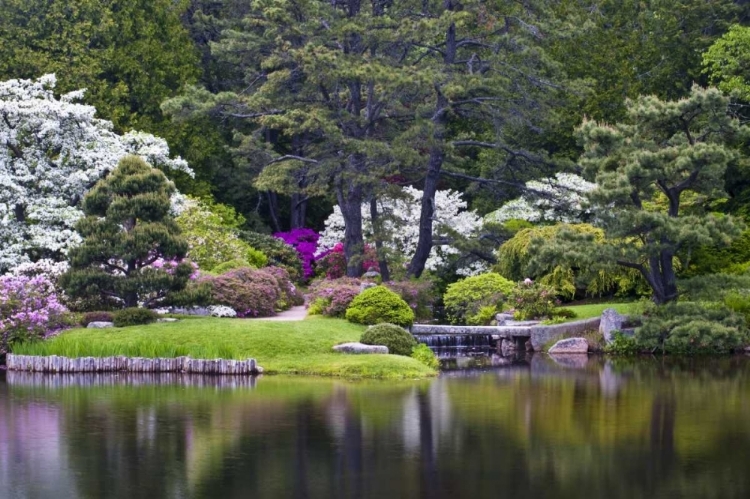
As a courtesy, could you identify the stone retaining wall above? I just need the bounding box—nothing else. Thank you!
[6,354,262,375]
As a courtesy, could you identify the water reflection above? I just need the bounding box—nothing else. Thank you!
[3,356,750,498]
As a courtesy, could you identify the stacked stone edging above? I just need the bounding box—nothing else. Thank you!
[5,354,262,375]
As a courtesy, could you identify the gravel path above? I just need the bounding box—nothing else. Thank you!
[254,305,308,321]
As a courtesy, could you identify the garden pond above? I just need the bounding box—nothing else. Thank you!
[2,354,750,498]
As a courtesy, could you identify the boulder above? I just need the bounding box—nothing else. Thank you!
[599,308,626,344]
[87,321,114,329]
[157,318,179,323]
[495,312,514,325]
[548,337,589,354]
[333,342,389,354]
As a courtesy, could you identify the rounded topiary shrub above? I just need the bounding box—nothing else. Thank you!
[360,323,417,356]
[345,286,415,327]
[113,308,158,327]
[443,273,514,325]
[80,311,115,326]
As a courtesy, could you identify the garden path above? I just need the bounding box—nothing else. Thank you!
[255,306,308,321]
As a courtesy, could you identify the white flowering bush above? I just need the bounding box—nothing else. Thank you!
[207,305,238,318]
[0,74,193,271]
[318,187,485,275]
[485,173,595,224]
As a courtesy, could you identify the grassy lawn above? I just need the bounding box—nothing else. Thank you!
[14,316,436,379]
[563,302,640,320]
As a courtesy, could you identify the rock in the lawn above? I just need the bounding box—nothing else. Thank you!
[548,337,589,354]
[87,321,114,329]
[157,318,179,323]
[333,342,389,354]
[599,308,626,344]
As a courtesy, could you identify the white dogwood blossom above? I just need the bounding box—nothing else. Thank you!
[485,173,595,224]
[319,186,486,275]
[0,74,192,270]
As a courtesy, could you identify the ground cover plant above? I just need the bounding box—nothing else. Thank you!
[13,317,436,379]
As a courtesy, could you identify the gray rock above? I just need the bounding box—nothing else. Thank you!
[157,318,179,323]
[359,282,377,293]
[87,321,114,329]
[169,307,211,316]
[600,308,626,344]
[495,312,515,325]
[548,337,589,354]
[333,342,389,354]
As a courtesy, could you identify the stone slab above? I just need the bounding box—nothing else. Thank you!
[87,321,114,329]
[548,337,589,354]
[333,342,389,354]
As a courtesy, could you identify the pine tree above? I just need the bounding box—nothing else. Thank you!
[61,156,192,309]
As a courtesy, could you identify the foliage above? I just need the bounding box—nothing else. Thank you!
[511,280,561,320]
[467,306,499,326]
[80,312,115,327]
[703,25,750,102]
[410,343,439,370]
[384,280,435,322]
[113,308,158,328]
[538,86,747,304]
[346,287,415,328]
[238,232,304,282]
[176,197,267,272]
[319,187,486,277]
[554,308,577,319]
[201,266,301,318]
[603,332,640,355]
[443,273,515,325]
[211,259,255,275]
[316,243,378,280]
[496,224,645,299]
[0,273,70,354]
[636,302,748,354]
[723,292,750,324]
[306,278,362,318]
[0,75,191,271]
[60,156,192,309]
[14,317,436,378]
[273,228,320,280]
[360,323,418,357]
[679,273,750,302]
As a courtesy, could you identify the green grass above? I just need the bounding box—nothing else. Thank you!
[561,302,639,320]
[13,316,436,379]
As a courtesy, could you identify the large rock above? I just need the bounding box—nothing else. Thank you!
[333,342,389,354]
[599,308,626,344]
[548,337,589,354]
[495,312,515,325]
[87,321,114,329]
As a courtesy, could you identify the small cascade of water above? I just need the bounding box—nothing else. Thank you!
[416,334,495,348]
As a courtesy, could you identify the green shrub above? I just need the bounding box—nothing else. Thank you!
[724,292,750,323]
[467,305,498,326]
[346,286,415,327]
[510,280,559,320]
[604,331,639,355]
[238,231,305,282]
[80,311,115,326]
[360,322,417,356]
[411,343,439,369]
[113,308,158,327]
[212,259,255,274]
[443,273,514,325]
[384,279,435,321]
[553,308,577,319]
[636,302,748,354]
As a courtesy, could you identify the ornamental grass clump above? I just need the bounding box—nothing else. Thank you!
[0,273,70,354]
[443,273,514,325]
[360,323,417,356]
[346,286,414,327]
[307,278,362,317]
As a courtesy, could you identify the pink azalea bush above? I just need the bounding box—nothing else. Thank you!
[0,274,70,354]
[201,266,302,317]
[306,277,362,317]
[273,228,320,280]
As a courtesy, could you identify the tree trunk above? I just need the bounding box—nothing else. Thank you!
[266,191,282,232]
[369,197,391,281]
[290,192,307,229]
[336,178,365,278]
[642,250,678,304]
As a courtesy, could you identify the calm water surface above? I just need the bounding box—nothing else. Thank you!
[2,355,750,499]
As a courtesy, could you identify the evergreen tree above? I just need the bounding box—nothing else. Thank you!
[61,156,192,308]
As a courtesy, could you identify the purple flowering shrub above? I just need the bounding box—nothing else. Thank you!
[201,266,302,317]
[306,277,362,317]
[384,280,435,321]
[0,274,71,354]
[273,228,320,280]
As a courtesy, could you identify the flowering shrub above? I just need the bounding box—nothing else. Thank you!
[318,186,485,276]
[207,305,237,318]
[151,258,199,280]
[238,232,304,282]
[273,228,320,280]
[0,274,70,354]
[202,266,302,317]
[345,286,415,327]
[384,280,435,321]
[510,280,560,320]
[0,74,191,271]
[306,278,362,317]
[315,243,378,279]
[443,273,515,325]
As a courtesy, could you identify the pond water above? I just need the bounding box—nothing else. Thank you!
[2,355,750,499]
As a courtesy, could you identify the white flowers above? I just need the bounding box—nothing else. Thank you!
[0,74,193,271]
[319,186,486,275]
[207,305,237,318]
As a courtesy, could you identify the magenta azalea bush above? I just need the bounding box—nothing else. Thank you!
[307,277,362,317]
[0,274,70,354]
[201,266,302,317]
[315,242,378,279]
[273,228,320,280]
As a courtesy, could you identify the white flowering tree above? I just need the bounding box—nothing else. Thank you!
[485,173,595,224]
[319,187,486,276]
[0,74,192,271]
